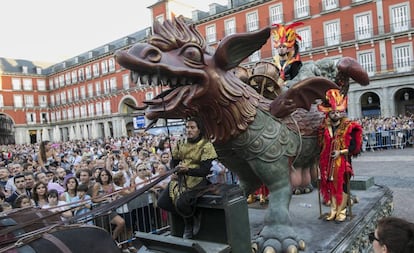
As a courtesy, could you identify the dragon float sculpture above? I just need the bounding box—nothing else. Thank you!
[115,16,369,253]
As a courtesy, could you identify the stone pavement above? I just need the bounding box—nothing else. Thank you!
[352,147,414,223]
[247,147,413,252]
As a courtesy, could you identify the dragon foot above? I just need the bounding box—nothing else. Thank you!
[251,225,305,253]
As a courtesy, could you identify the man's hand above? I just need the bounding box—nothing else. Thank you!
[177,165,189,174]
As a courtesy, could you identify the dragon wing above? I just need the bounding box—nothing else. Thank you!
[270,77,339,118]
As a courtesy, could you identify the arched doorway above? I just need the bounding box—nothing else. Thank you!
[395,88,414,117]
[361,92,381,117]
[0,114,15,144]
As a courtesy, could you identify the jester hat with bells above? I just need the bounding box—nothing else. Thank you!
[271,22,304,51]
[317,89,348,113]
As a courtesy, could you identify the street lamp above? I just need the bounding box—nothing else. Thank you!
[367,96,373,104]
[404,92,409,101]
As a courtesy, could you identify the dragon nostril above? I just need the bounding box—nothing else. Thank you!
[146,48,161,63]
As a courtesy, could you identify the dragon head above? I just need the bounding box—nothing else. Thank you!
[115,16,270,142]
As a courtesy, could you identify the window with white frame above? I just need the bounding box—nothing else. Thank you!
[80,86,86,99]
[56,111,61,121]
[101,60,108,74]
[26,113,36,124]
[73,88,79,100]
[37,79,46,91]
[88,104,94,117]
[14,95,23,107]
[269,4,283,25]
[49,79,54,90]
[65,73,71,85]
[103,101,111,114]
[224,18,236,36]
[71,71,78,83]
[80,105,87,118]
[103,80,110,94]
[355,13,372,40]
[108,58,116,72]
[50,96,55,106]
[78,69,84,81]
[323,0,337,11]
[54,77,59,88]
[88,83,94,98]
[246,12,259,32]
[358,51,375,76]
[85,65,92,79]
[96,102,102,116]
[249,50,261,62]
[95,82,101,96]
[156,14,164,24]
[0,95,3,107]
[59,75,64,87]
[24,95,34,107]
[62,110,68,121]
[391,3,409,33]
[122,74,130,90]
[67,108,73,120]
[324,20,340,46]
[295,0,309,18]
[393,44,412,72]
[55,94,60,105]
[41,112,48,123]
[110,77,117,92]
[67,90,72,103]
[60,91,66,104]
[297,27,311,52]
[50,112,55,123]
[12,78,21,90]
[36,67,42,75]
[74,106,80,119]
[22,66,28,74]
[38,95,47,107]
[92,63,100,77]
[22,79,33,90]
[145,92,154,100]
[206,25,216,44]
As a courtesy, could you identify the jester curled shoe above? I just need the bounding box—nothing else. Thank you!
[317,89,363,222]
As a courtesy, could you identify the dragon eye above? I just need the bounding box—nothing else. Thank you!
[181,45,204,65]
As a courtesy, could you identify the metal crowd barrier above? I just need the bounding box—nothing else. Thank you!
[72,191,170,248]
[362,128,414,151]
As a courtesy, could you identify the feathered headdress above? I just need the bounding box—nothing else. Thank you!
[272,22,304,49]
[317,89,348,113]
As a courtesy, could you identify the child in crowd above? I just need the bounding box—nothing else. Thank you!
[71,184,93,225]
[42,189,72,221]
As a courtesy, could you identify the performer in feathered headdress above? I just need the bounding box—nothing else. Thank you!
[317,89,363,222]
[271,22,304,86]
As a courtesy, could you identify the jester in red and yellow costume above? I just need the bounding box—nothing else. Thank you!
[318,89,363,222]
[271,22,303,86]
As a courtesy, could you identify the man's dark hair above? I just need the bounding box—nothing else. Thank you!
[187,117,205,138]
[77,184,88,193]
[13,174,25,183]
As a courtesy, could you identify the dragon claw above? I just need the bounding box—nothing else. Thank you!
[253,237,303,253]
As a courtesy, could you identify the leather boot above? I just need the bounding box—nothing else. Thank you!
[325,197,337,221]
[335,193,348,222]
[247,194,255,204]
[183,218,193,239]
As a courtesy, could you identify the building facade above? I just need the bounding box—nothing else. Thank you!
[1,0,413,144]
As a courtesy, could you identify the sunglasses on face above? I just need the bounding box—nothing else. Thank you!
[138,169,147,172]
[368,232,380,243]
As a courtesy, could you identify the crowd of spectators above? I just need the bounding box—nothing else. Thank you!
[356,115,414,151]
[0,132,233,252]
